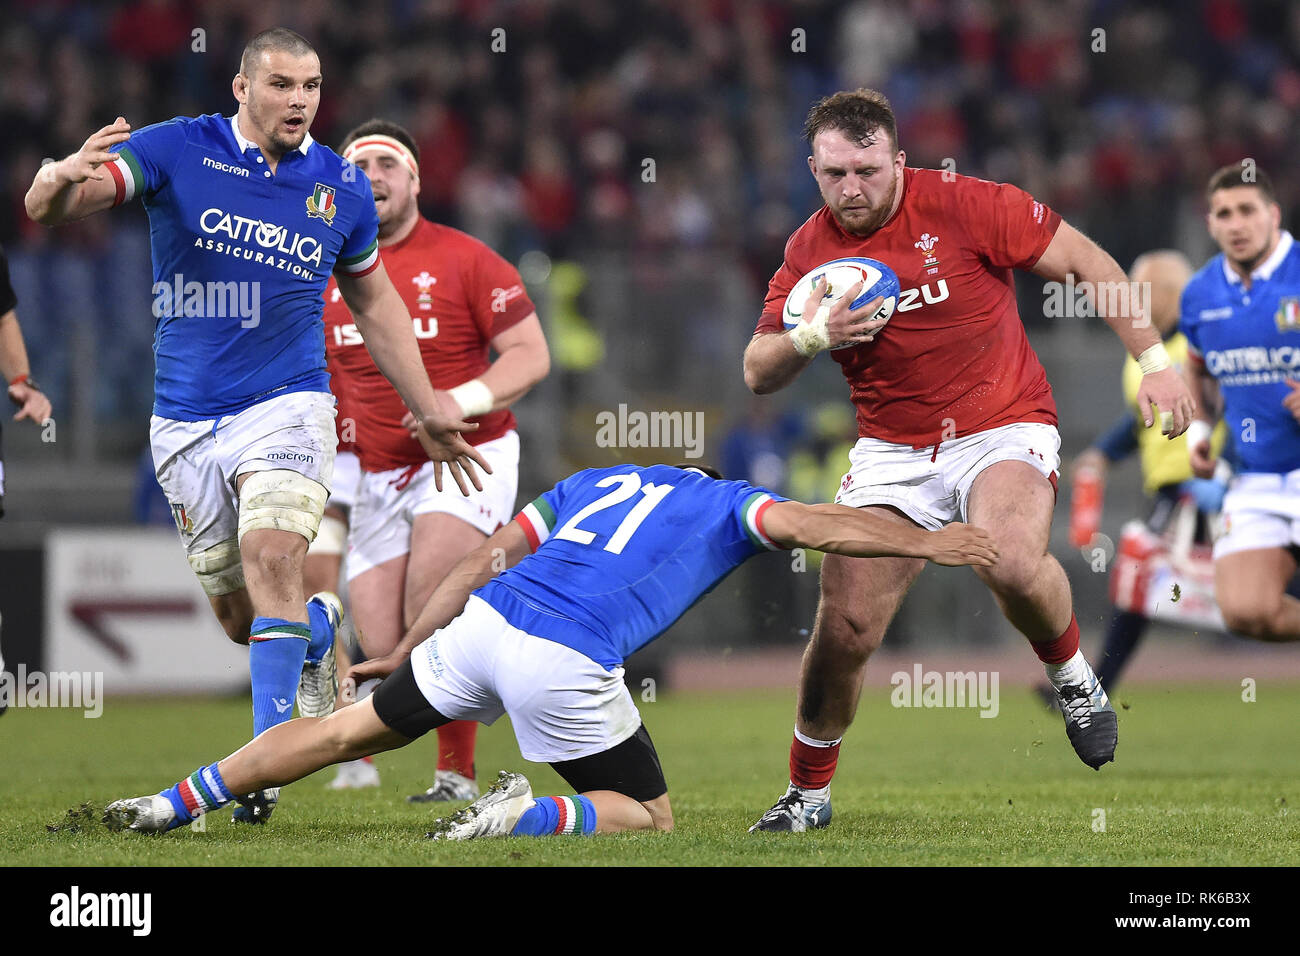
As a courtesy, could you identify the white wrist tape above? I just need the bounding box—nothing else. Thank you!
[788,305,831,358]
[1185,418,1213,450]
[1137,342,1171,375]
[448,378,494,418]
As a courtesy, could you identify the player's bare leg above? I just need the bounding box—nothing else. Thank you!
[336,553,408,786]
[404,512,489,802]
[208,589,254,644]
[230,472,346,821]
[965,462,1071,639]
[796,526,927,740]
[966,461,1116,769]
[104,698,411,833]
[350,554,408,659]
[1215,547,1300,641]
[752,506,925,832]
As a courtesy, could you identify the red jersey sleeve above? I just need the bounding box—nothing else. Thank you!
[955,177,1061,270]
[467,244,536,339]
[756,234,805,335]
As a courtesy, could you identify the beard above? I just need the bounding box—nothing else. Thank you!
[1229,239,1271,274]
[830,172,899,237]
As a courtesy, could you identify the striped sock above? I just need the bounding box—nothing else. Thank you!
[510,795,597,836]
[161,762,233,830]
[249,617,310,736]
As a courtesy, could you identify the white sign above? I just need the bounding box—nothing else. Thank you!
[45,528,249,694]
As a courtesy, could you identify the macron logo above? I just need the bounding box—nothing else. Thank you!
[202,156,249,178]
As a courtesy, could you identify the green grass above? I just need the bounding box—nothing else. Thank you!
[3,683,1297,865]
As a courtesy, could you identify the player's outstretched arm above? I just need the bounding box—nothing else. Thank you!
[761,501,999,566]
[343,521,531,686]
[337,262,492,494]
[25,118,131,225]
[1033,221,1195,437]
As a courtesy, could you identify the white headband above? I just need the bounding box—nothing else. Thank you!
[343,133,419,181]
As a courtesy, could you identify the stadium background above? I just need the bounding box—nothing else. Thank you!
[4,0,1300,689]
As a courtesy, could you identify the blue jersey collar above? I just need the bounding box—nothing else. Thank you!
[1222,229,1293,285]
[228,113,313,157]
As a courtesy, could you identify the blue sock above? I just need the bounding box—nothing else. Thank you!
[305,598,333,664]
[511,795,597,836]
[249,617,310,735]
[161,762,233,831]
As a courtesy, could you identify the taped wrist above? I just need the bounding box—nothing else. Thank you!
[788,306,831,358]
[1185,419,1213,451]
[1137,342,1171,375]
[448,379,494,418]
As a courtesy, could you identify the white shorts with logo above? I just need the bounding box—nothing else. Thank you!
[347,431,520,579]
[411,594,642,763]
[1214,471,1300,559]
[834,421,1061,529]
[327,449,361,512]
[150,390,337,556]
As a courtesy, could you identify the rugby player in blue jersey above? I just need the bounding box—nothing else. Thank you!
[25,28,488,823]
[103,465,997,838]
[1182,165,1300,643]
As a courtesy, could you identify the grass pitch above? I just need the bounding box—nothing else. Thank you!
[3,683,1297,866]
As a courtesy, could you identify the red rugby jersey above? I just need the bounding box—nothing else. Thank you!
[324,218,536,471]
[757,167,1061,448]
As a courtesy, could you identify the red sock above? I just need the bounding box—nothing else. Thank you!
[436,721,477,778]
[1031,613,1080,665]
[789,731,840,790]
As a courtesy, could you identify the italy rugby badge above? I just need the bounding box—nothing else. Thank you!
[306,183,337,226]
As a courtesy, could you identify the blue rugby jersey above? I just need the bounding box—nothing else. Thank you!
[108,113,380,420]
[1181,230,1300,474]
[477,465,788,670]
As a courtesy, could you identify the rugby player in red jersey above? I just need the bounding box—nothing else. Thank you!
[745,90,1195,831]
[322,120,550,799]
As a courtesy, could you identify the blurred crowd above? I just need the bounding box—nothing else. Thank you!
[4,0,1300,442]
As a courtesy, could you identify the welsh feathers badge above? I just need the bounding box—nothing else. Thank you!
[306,183,337,226]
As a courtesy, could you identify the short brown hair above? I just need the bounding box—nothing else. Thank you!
[803,89,899,153]
[1206,163,1276,205]
[240,27,316,77]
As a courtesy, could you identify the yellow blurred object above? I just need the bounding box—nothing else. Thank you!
[548,261,604,372]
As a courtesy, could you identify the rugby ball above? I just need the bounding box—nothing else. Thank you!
[782,257,900,349]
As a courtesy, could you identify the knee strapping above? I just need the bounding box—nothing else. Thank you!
[308,512,347,556]
[189,538,246,596]
[238,469,329,544]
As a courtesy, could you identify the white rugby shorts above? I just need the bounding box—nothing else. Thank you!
[411,594,642,763]
[326,449,361,512]
[150,389,337,558]
[834,421,1061,529]
[1214,471,1300,559]
[347,431,519,579]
